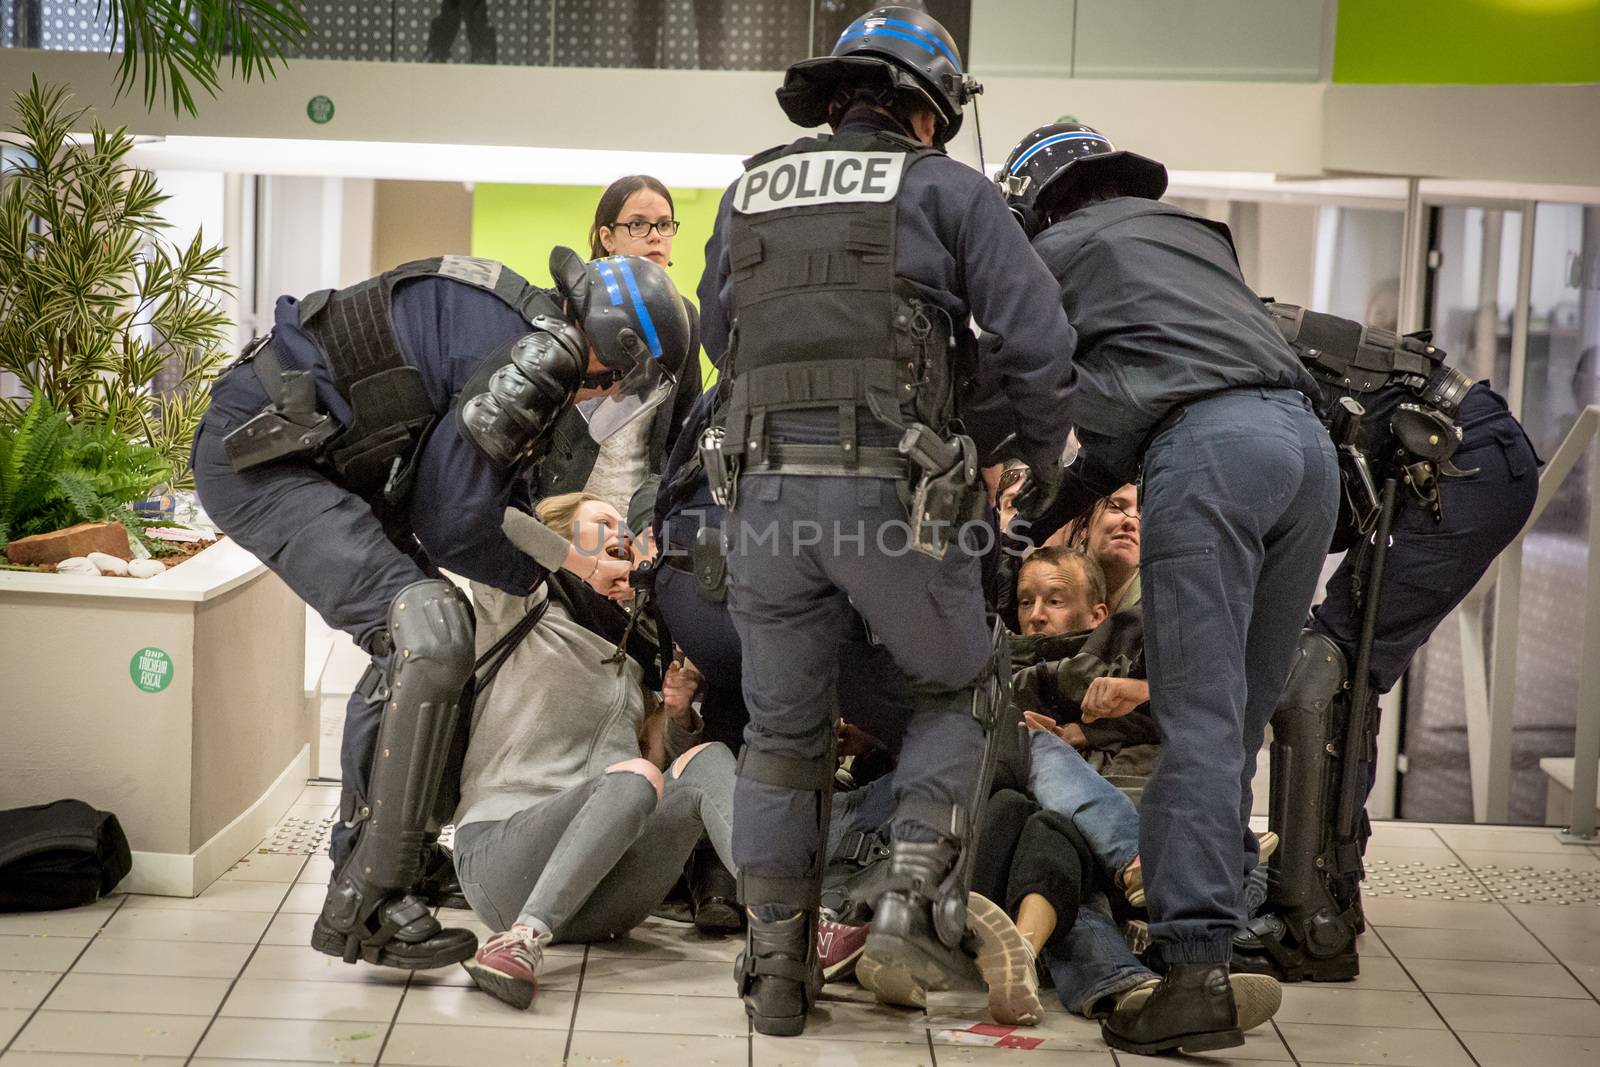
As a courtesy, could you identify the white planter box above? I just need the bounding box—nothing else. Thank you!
[0,539,310,897]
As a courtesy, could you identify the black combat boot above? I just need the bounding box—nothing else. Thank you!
[416,840,469,911]
[856,839,984,1009]
[737,912,821,1037]
[1231,912,1360,982]
[690,842,743,934]
[1102,963,1246,1055]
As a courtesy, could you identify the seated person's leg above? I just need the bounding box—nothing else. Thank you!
[559,742,740,942]
[1026,730,1140,887]
[453,760,664,1008]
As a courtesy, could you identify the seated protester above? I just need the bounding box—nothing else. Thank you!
[1071,483,1141,615]
[1011,546,1159,778]
[452,491,736,1010]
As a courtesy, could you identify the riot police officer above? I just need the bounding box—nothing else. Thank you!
[192,249,690,972]
[697,6,1076,1037]
[996,122,1337,1055]
[1232,308,1538,983]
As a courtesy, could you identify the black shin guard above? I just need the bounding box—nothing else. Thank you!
[317,581,479,969]
[733,741,834,1035]
[1234,631,1366,982]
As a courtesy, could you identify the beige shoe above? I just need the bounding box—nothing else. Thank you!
[1256,830,1280,863]
[1113,972,1282,1033]
[966,892,1044,1027]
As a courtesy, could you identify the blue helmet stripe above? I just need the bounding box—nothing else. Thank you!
[877,16,961,71]
[613,259,663,360]
[595,260,625,305]
[1010,132,1112,175]
[839,26,936,58]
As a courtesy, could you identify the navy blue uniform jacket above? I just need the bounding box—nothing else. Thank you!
[269,276,544,595]
[1030,198,1318,490]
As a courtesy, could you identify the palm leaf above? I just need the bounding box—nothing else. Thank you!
[97,1,313,119]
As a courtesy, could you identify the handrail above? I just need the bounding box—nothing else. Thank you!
[1455,404,1600,840]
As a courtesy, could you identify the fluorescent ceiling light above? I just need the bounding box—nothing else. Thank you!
[126,136,747,189]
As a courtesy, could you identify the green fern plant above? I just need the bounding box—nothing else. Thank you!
[0,79,233,489]
[0,395,172,553]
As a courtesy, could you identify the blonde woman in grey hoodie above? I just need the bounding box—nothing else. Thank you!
[451,492,736,1010]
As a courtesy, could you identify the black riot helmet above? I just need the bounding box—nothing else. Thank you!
[777,6,980,144]
[995,122,1168,236]
[550,246,692,442]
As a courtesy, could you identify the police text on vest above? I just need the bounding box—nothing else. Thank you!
[734,152,907,215]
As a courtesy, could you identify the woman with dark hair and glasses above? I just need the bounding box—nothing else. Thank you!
[526,175,703,530]
[589,175,680,267]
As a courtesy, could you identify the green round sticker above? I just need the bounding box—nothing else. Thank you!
[307,95,335,125]
[131,647,174,693]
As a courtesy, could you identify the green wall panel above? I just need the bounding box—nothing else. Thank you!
[472,182,726,381]
[1335,0,1600,84]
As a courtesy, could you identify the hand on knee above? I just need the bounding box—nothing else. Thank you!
[604,757,665,800]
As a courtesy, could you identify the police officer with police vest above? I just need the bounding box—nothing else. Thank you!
[996,123,1337,1055]
[192,249,690,972]
[697,6,1076,1037]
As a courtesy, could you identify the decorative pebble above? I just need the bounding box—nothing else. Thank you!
[128,559,166,578]
[87,552,129,576]
[55,557,99,575]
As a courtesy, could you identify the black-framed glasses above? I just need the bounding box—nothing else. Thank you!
[997,465,1029,496]
[609,219,680,238]
[1104,497,1140,522]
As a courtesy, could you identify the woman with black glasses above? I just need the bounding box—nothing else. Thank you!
[525,175,703,528]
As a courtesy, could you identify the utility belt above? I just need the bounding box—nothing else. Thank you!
[701,413,979,561]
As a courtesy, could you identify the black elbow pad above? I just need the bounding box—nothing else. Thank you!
[456,318,585,468]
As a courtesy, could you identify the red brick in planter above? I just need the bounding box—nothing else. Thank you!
[5,522,132,566]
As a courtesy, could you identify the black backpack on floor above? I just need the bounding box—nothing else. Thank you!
[0,800,132,912]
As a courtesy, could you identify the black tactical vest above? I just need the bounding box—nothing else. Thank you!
[720,130,956,467]
[298,256,560,495]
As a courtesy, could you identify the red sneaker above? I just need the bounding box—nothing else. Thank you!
[462,925,544,1009]
[817,916,871,983]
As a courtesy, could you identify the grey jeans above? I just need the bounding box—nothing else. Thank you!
[453,742,736,942]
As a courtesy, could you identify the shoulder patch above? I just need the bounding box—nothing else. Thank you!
[733,151,906,215]
[437,256,505,289]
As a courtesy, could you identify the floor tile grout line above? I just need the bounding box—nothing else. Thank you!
[0,895,129,1057]
[1366,924,1484,1067]
[1429,831,1600,1008]
[369,964,415,1067]
[180,852,310,1067]
[1269,1018,1303,1066]
[560,944,588,1067]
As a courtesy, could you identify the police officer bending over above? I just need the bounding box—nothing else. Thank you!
[699,6,1076,1037]
[192,249,690,971]
[996,123,1338,1055]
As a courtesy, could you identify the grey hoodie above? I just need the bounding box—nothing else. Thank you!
[453,582,647,829]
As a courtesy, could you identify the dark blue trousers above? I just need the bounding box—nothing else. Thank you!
[724,474,991,907]
[1311,384,1538,693]
[1137,388,1338,964]
[193,367,427,865]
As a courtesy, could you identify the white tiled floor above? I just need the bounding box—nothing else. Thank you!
[2,788,1599,1066]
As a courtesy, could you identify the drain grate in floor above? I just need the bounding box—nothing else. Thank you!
[1363,856,1600,906]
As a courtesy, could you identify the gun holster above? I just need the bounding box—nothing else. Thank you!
[223,340,338,473]
[899,424,980,561]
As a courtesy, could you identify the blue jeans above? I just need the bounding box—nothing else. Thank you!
[1045,896,1153,1017]
[1139,387,1337,964]
[1027,731,1140,880]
